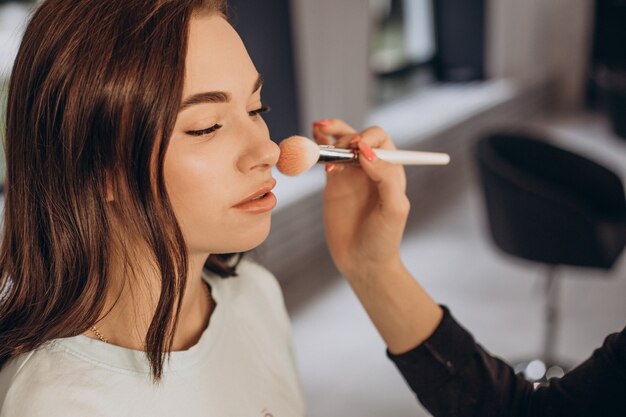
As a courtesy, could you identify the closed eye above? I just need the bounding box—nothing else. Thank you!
[186,123,222,137]
[249,105,271,118]
[185,105,271,137]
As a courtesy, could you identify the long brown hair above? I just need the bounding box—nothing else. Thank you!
[0,0,238,382]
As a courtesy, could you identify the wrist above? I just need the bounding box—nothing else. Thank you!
[341,256,444,354]
[343,255,406,283]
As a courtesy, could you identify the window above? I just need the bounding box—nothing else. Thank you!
[369,0,436,105]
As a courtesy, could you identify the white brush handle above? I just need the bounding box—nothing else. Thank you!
[373,149,450,165]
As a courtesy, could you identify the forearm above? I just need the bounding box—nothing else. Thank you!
[343,260,443,355]
[387,306,626,417]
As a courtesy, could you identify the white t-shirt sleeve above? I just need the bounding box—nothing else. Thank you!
[0,350,107,417]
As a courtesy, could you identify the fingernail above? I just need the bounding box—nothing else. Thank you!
[349,135,362,144]
[358,143,376,162]
[325,163,336,173]
[313,119,332,127]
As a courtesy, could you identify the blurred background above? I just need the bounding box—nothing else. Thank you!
[1,0,626,415]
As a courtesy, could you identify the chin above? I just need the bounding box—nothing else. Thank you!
[240,224,272,251]
[210,219,272,254]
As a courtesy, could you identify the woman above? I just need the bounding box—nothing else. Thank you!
[0,0,416,415]
[0,0,306,414]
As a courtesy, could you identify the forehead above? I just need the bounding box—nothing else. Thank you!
[184,14,257,98]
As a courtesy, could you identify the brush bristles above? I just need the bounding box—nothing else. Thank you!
[277,135,321,176]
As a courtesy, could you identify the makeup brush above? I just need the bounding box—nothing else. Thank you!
[277,135,450,176]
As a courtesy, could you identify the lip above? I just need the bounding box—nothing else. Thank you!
[232,179,278,213]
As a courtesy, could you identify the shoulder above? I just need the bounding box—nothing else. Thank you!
[206,258,291,334]
[1,345,103,417]
[236,258,284,299]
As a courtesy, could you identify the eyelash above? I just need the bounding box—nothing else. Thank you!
[186,105,271,137]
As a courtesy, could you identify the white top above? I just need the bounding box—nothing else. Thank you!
[0,260,307,417]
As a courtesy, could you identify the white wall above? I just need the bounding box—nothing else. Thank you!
[289,0,373,133]
[487,0,594,108]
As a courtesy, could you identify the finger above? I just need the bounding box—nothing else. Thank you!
[342,133,369,150]
[325,163,345,175]
[352,125,397,151]
[335,133,361,149]
[312,121,333,146]
[357,142,409,215]
[313,118,357,143]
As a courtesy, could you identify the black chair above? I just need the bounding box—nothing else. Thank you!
[475,131,626,382]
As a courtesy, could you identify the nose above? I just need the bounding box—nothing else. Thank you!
[237,127,280,173]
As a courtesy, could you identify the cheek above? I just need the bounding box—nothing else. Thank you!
[163,143,271,254]
[164,147,230,235]
[165,150,225,203]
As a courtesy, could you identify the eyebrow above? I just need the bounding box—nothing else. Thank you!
[178,73,264,112]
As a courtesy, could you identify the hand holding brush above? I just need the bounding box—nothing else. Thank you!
[303,118,443,356]
[304,120,413,275]
[277,131,449,177]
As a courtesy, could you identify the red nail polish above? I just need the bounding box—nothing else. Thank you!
[325,163,336,173]
[350,135,362,144]
[314,119,332,127]
[359,143,376,162]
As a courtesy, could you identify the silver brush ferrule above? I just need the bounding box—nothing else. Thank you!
[318,145,359,164]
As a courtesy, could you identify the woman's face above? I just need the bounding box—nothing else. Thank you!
[164,13,279,255]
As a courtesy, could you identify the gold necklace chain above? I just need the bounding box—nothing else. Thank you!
[89,281,213,344]
[89,325,108,343]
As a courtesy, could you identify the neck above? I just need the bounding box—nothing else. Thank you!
[85,250,214,351]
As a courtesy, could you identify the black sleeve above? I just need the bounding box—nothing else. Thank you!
[387,306,626,417]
